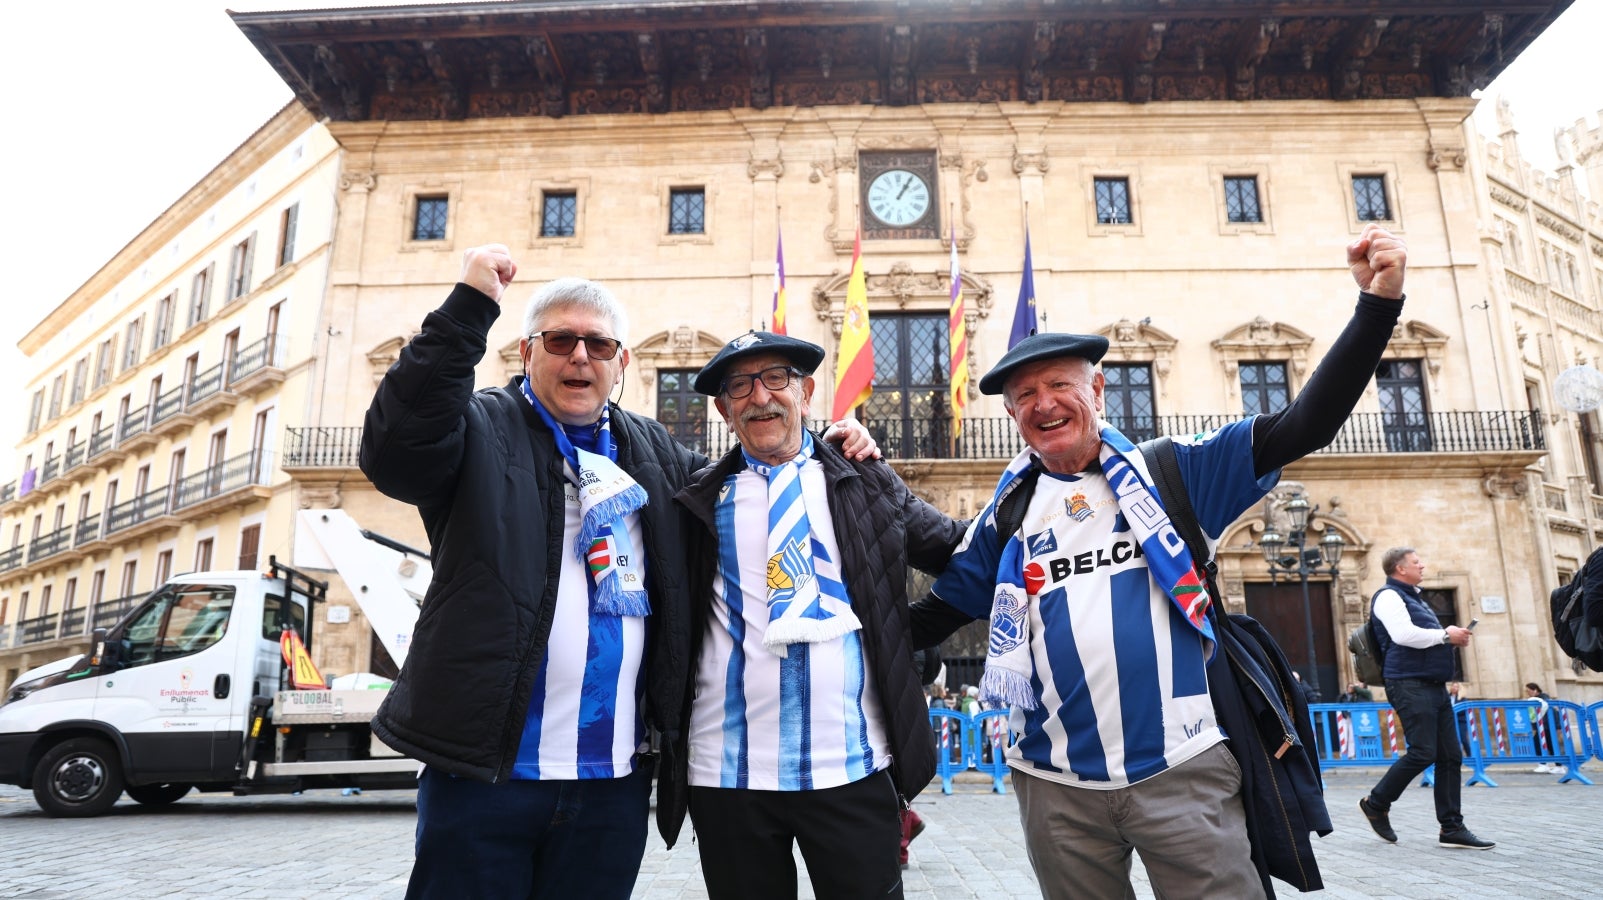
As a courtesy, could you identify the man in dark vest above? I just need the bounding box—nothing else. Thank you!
[1358,547,1494,850]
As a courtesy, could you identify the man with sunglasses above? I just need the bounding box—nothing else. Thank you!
[658,332,964,899]
[360,246,878,899]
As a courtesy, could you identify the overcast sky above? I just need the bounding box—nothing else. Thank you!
[1,0,1599,449]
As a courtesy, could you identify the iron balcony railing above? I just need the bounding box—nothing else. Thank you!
[283,426,363,468]
[0,482,13,503]
[230,334,285,384]
[18,612,59,645]
[174,449,272,509]
[28,525,72,562]
[188,361,225,405]
[91,594,141,631]
[74,513,101,547]
[105,486,170,535]
[119,404,150,442]
[41,454,60,484]
[151,385,185,425]
[65,439,85,470]
[0,545,23,573]
[89,422,116,458]
[60,606,85,639]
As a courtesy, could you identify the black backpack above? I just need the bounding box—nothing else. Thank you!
[1347,618,1385,686]
[1550,562,1603,672]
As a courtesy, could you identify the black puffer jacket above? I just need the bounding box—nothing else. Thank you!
[659,440,963,846]
[359,284,703,783]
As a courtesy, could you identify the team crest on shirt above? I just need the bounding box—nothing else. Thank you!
[988,588,1029,656]
[1065,492,1094,522]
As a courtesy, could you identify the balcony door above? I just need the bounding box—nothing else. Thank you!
[863,313,949,459]
[1377,359,1430,451]
[1103,363,1156,442]
[656,369,708,453]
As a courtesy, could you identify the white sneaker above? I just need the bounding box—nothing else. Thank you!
[1532,764,1554,774]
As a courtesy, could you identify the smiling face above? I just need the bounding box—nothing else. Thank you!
[1002,356,1105,475]
[520,302,629,426]
[714,351,815,466]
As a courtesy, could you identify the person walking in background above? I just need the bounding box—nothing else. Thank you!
[1526,683,1557,773]
[1358,548,1494,850]
[1338,682,1374,703]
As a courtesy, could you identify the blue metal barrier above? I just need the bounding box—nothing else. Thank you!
[1309,699,1595,787]
[968,709,1012,794]
[1589,702,1603,762]
[929,709,968,795]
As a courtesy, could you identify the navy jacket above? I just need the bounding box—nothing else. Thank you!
[1371,578,1454,683]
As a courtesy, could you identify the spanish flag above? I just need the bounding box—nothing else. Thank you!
[948,224,969,436]
[280,628,328,690]
[772,227,788,335]
[832,230,875,420]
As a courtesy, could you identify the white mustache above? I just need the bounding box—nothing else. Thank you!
[738,401,791,427]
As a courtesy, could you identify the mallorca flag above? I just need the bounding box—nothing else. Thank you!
[831,230,875,420]
[772,227,788,335]
[279,628,328,690]
[948,225,969,436]
[1008,224,1038,349]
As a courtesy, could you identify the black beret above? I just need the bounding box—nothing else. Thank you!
[978,332,1110,395]
[693,331,826,396]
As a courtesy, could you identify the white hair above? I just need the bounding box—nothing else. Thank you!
[521,277,629,345]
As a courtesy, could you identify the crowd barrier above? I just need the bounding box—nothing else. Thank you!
[929,697,1602,794]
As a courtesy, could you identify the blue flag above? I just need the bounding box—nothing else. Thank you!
[1008,226,1038,349]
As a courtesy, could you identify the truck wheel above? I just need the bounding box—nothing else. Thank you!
[125,782,192,807]
[32,737,125,818]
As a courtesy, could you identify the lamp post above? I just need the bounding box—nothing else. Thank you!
[1259,491,1345,695]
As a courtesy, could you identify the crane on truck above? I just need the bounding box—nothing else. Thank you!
[0,510,430,817]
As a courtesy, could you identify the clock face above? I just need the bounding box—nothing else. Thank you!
[866,169,931,227]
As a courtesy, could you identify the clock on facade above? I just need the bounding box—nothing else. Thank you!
[866,169,932,227]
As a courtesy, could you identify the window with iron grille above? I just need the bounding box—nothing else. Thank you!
[1094,177,1132,225]
[1239,361,1289,416]
[541,192,577,237]
[656,370,708,453]
[1352,175,1390,221]
[669,188,705,234]
[1103,363,1156,441]
[413,196,449,241]
[862,313,951,459]
[1376,359,1429,451]
[1224,176,1262,223]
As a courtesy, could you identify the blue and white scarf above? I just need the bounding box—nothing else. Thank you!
[980,422,1215,710]
[521,379,651,617]
[742,432,862,657]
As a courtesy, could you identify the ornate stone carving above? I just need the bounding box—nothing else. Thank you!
[1012,149,1049,176]
[1098,319,1178,396]
[299,483,343,509]
[1481,472,1528,499]
[339,168,377,193]
[1488,184,1527,211]
[748,155,784,180]
[1426,142,1467,171]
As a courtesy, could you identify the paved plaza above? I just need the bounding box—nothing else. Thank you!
[1,767,1601,898]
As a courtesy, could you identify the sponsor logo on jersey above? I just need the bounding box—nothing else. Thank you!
[1026,529,1058,556]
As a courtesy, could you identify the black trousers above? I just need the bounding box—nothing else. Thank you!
[689,769,904,900]
[1369,678,1464,829]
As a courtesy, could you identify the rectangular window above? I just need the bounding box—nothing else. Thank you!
[40,585,52,616]
[154,550,173,587]
[188,266,212,327]
[63,578,77,612]
[225,234,255,302]
[1223,176,1262,223]
[18,591,28,622]
[124,316,144,370]
[1352,175,1390,221]
[1094,177,1132,225]
[277,203,299,268]
[1376,359,1429,451]
[656,370,709,453]
[27,390,43,433]
[541,192,578,237]
[863,314,953,459]
[1104,363,1156,441]
[194,538,213,573]
[668,188,706,235]
[48,373,65,419]
[89,570,106,609]
[94,338,116,389]
[70,357,89,405]
[238,524,261,570]
[153,292,176,350]
[1239,362,1289,416]
[119,560,138,597]
[413,196,449,241]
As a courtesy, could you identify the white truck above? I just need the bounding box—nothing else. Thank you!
[0,510,430,817]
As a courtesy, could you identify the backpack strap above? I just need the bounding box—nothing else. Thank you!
[1137,437,1214,578]
[993,465,1043,554]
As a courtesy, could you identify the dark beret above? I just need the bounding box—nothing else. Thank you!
[977,332,1110,395]
[693,331,826,396]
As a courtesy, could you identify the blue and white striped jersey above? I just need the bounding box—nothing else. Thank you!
[510,478,647,780]
[687,455,891,791]
[932,420,1277,789]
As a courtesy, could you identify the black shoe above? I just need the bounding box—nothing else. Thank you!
[1358,796,1397,843]
[1439,828,1495,850]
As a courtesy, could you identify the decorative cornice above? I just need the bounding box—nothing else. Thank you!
[1488,183,1527,211]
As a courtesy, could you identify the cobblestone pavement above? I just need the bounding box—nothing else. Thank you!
[2,767,1601,898]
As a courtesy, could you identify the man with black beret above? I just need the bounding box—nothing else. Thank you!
[659,331,964,899]
[911,224,1411,898]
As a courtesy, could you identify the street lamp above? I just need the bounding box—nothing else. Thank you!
[1259,490,1345,694]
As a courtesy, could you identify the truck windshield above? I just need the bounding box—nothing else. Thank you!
[120,585,237,668]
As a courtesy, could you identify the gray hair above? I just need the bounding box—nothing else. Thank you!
[521,277,629,345]
[1381,546,1416,576]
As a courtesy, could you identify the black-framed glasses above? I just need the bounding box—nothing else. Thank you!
[721,365,801,399]
[528,330,623,360]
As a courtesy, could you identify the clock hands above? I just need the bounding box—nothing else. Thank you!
[895,174,912,201]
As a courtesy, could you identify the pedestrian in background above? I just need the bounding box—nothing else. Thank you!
[1525,682,1557,773]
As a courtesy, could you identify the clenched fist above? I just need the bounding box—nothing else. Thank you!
[1347,224,1406,300]
[460,244,518,303]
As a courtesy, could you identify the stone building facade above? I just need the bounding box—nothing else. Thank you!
[5,1,1597,707]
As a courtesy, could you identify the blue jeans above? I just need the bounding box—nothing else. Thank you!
[1369,679,1463,829]
[406,759,654,900]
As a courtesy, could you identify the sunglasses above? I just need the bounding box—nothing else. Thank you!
[528,330,623,361]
